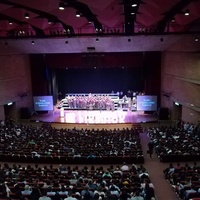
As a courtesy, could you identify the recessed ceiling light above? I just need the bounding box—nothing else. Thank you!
[59,2,65,10]
[76,11,81,17]
[25,13,29,19]
[132,3,137,7]
[184,9,189,16]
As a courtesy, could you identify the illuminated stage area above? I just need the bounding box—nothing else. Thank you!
[31,107,158,124]
[31,94,158,124]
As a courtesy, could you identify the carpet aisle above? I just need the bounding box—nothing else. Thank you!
[139,131,179,200]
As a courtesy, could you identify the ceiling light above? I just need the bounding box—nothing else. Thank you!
[25,13,29,19]
[175,102,179,106]
[131,12,135,15]
[131,3,137,7]
[76,11,81,17]
[184,9,189,16]
[59,2,65,10]
[48,19,52,24]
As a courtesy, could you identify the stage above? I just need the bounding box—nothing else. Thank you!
[30,107,158,124]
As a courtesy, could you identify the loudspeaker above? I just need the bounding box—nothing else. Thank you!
[20,107,31,119]
[159,107,169,120]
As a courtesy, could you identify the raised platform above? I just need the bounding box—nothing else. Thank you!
[30,107,158,124]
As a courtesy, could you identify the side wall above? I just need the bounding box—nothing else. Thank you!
[161,51,200,123]
[0,54,32,121]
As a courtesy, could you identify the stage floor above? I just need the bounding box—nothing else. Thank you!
[31,108,158,124]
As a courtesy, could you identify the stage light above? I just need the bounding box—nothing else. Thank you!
[31,41,35,45]
[175,102,179,106]
[76,11,81,17]
[96,38,99,42]
[184,9,189,16]
[59,2,65,10]
[7,102,13,106]
[25,13,29,19]
[8,20,13,25]
[48,19,52,24]
[195,37,199,42]
[132,3,137,7]
[171,17,175,23]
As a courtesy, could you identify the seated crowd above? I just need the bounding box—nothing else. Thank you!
[147,120,200,162]
[163,162,200,200]
[0,163,156,200]
[147,120,200,200]
[0,120,144,164]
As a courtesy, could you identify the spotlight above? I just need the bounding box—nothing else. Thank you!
[59,2,65,10]
[8,20,13,25]
[171,17,175,23]
[184,9,189,16]
[131,3,137,7]
[195,37,199,42]
[175,102,179,106]
[76,11,81,17]
[25,13,29,19]
[48,19,52,24]
[31,41,35,45]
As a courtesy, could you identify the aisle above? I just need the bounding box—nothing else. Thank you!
[139,131,179,200]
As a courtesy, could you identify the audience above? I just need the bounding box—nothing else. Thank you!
[0,162,156,200]
[0,121,144,164]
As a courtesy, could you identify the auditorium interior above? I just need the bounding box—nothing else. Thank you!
[0,0,200,200]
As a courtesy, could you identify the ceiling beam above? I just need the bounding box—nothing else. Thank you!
[62,0,102,31]
[157,0,196,33]
[0,0,74,35]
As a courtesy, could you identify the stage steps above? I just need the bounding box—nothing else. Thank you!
[41,122,51,129]
[132,123,143,133]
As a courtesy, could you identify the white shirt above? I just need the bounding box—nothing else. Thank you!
[121,165,129,171]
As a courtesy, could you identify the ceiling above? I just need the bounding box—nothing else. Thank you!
[0,0,200,54]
